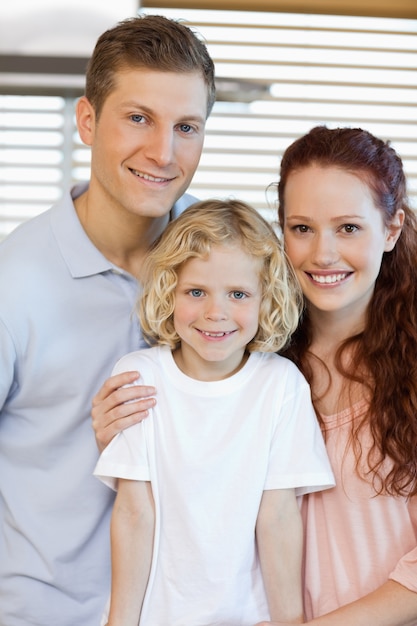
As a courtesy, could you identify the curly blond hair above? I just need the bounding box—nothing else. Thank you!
[139,199,302,352]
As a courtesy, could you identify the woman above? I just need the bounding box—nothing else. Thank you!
[92,126,417,625]
[258,125,417,625]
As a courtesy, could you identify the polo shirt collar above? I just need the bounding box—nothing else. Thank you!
[51,183,123,279]
[50,184,198,280]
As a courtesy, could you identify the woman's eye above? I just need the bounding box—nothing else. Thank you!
[293,224,310,233]
[342,224,359,233]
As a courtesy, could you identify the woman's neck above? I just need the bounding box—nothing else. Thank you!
[306,306,369,416]
[308,305,365,355]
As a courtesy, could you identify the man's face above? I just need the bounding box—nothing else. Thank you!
[78,68,208,220]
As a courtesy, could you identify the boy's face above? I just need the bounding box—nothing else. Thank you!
[77,68,208,220]
[173,245,262,381]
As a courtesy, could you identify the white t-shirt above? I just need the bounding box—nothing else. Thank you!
[95,345,334,626]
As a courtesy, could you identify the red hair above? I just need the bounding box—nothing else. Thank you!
[278,126,417,497]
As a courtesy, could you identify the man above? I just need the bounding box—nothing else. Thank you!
[0,15,215,626]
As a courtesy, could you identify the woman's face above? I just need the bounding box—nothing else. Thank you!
[282,164,402,323]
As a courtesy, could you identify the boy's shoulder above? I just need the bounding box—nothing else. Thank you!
[253,351,309,388]
[112,345,166,385]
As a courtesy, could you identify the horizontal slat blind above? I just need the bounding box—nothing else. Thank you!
[0,95,77,238]
[0,8,416,238]
[142,7,417,223]
[142,0,417,19]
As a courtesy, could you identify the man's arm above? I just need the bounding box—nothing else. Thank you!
[106,478,155,626]
[256,488,304,624]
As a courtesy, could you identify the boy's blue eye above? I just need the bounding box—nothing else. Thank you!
[190,289,203,297]
[232,291,246,299]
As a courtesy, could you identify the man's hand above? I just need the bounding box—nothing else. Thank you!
[91,371,156,451]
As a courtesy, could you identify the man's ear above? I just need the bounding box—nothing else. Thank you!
[385,209,405,252]
[75,96,96,147]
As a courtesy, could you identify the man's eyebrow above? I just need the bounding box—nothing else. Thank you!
[121,101,205,124]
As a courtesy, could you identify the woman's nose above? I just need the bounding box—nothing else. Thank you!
[311,232,340,266]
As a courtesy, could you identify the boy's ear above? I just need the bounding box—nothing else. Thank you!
[385,209,405,252]
[75,96,96,147]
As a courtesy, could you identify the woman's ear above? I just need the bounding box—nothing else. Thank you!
[384,209,405,252]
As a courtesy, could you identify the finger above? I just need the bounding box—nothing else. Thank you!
[94,399,155,450]
[93,371,140,403]
[91,395,156,435]
[93,386,156,418]
[104,395,156,422]
[107,405,151,434]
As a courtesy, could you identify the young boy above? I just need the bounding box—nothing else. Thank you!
[95,200,334,625]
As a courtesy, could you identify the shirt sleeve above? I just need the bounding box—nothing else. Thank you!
[264,365,335,496]
[0,317,18,411]
[389,540,417,593]
[93,352,155,490]
[93,420,151,490]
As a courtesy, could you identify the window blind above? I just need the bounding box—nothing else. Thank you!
[0,8,416,239]
[144,7,417,223]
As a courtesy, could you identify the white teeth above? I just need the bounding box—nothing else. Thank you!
[311,273,348,284]
[201,330,232,337]
[131,169,167,183]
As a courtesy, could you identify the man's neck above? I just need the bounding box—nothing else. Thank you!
[74,188,170,279]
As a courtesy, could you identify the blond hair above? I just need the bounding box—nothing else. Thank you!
[139,199,302,352]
